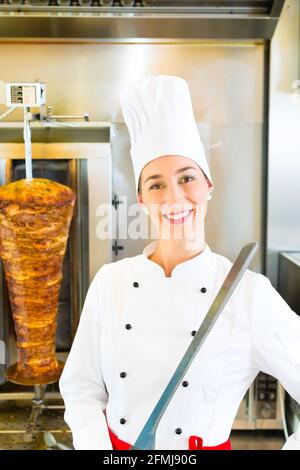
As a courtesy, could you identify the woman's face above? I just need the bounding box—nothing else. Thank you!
[138,155,212,243]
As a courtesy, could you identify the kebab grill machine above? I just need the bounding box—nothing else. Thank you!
[0,82,75,442]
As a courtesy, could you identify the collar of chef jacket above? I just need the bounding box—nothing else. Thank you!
[137,240,215,286]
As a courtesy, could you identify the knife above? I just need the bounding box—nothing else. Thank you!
[130,241,258,450]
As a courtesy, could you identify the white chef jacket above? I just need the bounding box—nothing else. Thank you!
[59,241,300,450]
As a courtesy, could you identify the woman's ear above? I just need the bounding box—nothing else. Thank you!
[206,176,213,189]
[137,195,149,215]
[206,179,214,200]
[137,194,143,208]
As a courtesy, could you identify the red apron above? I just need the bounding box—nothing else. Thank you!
[108,427,231,450]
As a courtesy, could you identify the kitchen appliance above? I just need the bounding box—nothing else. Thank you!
[278,252,300,435]
[0,120,112,397]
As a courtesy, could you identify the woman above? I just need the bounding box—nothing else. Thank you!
[59,75,300,450]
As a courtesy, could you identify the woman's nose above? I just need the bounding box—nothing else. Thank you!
[164,182,184,207]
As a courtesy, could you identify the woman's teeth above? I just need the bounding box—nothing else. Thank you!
[163,209,193,222]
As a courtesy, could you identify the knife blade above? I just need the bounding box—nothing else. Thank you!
[130,241,258,450]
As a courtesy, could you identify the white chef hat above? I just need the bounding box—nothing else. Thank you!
[119,75,213,195]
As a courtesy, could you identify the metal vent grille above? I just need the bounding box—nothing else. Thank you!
[0,0,278,13]
[0,0,285,39]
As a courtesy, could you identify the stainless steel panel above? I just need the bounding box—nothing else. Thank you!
[87,154,113,280]
[278,252,300,434]
[278,252,300,315]
[110,122,151,259]
[266,0,300,287]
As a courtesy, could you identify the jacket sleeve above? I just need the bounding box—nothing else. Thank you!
[59,264,113,450]
[251,273,300,404]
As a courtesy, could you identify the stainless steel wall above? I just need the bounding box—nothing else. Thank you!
[267,0,300,287]
[0,40,265,271]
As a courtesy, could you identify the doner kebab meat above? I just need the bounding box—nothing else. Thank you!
[0,178,75,381]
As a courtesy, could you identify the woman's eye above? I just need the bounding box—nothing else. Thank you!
[149,176,194,190]
[180,176,195,183]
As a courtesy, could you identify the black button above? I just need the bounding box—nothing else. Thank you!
[133,281,139,288]
[200,287,207,293]
[120,418,126,425]
[191,330,196,336]
[125,324,132,330]
[182,381,189,387]
[120,372,127,378]
[175,428,182,435]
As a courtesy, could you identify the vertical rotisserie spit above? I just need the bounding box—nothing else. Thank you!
[0,178,75,384]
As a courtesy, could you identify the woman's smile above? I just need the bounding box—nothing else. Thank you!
[162,209,193,224]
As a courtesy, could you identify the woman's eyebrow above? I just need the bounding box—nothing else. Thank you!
[144,166,197,185]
